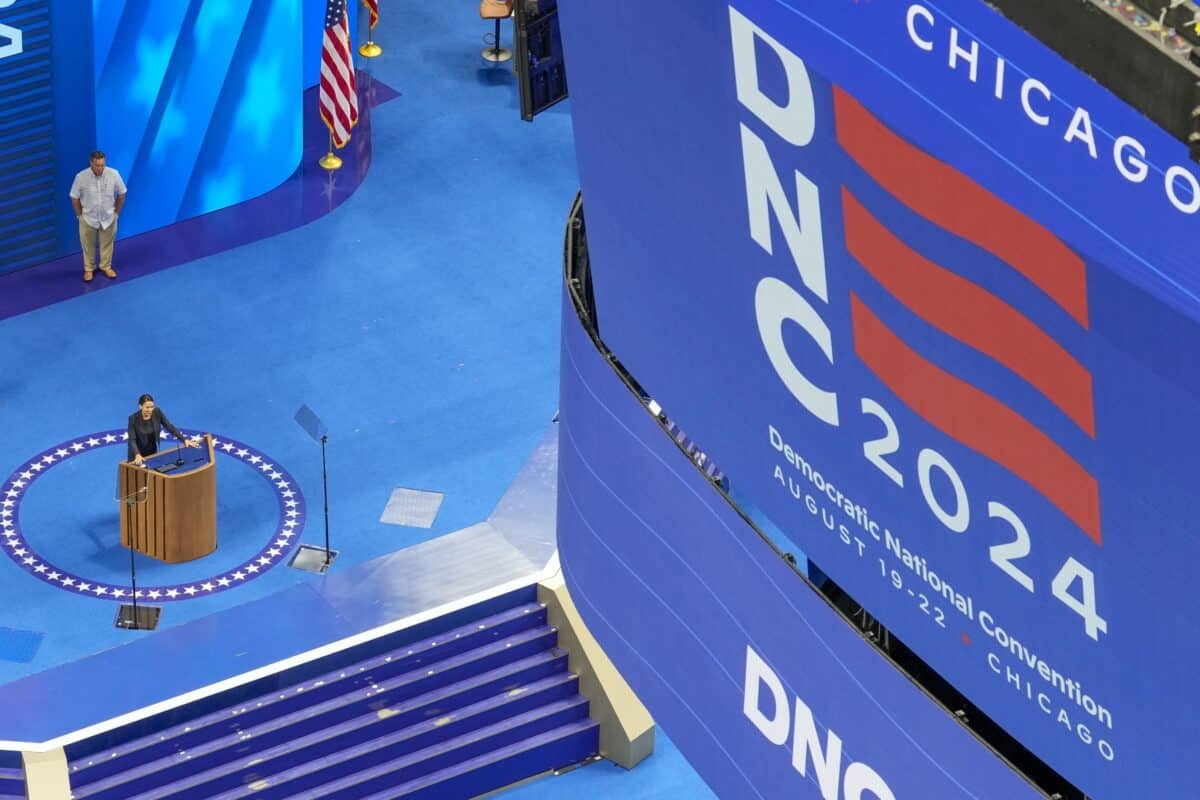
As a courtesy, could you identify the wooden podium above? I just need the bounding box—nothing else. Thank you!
[118,434,217,563]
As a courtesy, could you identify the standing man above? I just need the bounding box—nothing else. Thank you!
[69,150,126,282]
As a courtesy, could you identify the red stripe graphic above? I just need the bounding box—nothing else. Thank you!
[842,189,1096,437]
[851,294,1101,545]
[834,87,1089,329]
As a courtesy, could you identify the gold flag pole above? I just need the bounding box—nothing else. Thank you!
[319,131,344,170]
[359,1,382,57]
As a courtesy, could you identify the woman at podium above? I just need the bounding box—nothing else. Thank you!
[127,393,199,466]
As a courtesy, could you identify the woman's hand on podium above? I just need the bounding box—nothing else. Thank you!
[184,437,201,448]
[133,454,145,467]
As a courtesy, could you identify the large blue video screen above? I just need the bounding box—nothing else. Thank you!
[558,290,1043,800]
[558,1,1199,797]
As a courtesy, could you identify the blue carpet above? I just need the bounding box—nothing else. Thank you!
[0,0,574,683]
[0,4,706,798]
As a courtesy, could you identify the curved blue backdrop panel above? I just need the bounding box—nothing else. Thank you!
[557,1,1198,797]
[557,292,1042,800]
[92,0,302,239]
[0,0,303,274]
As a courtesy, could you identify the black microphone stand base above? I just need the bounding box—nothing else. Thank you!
[288,544,340,574]
[114,603,162,631]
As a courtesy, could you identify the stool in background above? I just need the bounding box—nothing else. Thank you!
[480,0,514,62]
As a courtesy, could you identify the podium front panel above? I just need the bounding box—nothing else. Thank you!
[118,436,217,563]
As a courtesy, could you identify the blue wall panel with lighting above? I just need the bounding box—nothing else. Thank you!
[91,0,302,243]
[0,0,80,271]
[0,0,306,274]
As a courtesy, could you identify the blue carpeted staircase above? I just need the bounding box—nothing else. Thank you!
[64,587,597,799]
[0,759,23,799]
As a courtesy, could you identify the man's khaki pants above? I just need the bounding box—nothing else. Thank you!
[79,217,117,274]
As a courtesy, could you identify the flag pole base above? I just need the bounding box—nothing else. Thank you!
[359,40,382,58]
[319,151,344,170]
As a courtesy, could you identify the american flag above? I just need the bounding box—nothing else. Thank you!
[364,0,379,30]
[320,0,358,149]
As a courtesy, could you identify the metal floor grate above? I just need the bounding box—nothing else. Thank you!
[380,487,444,528]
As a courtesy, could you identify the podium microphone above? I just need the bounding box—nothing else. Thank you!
[175,431,186,467]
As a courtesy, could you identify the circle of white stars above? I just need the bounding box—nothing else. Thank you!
[0,429,306,602]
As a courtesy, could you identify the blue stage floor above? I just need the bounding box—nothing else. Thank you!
[0,4,713,797]
[0,425,562,747]
[0,3,574,685]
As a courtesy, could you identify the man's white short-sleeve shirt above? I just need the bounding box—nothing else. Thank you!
[70,167,126,229]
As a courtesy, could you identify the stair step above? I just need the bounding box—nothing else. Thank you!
[68,601,548,787]
[363,719,599,800]
[212,695,592,800]
[73,628,561,800]
[0,766,22,800]
[124,669,580,800]
[78,645,571,800]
